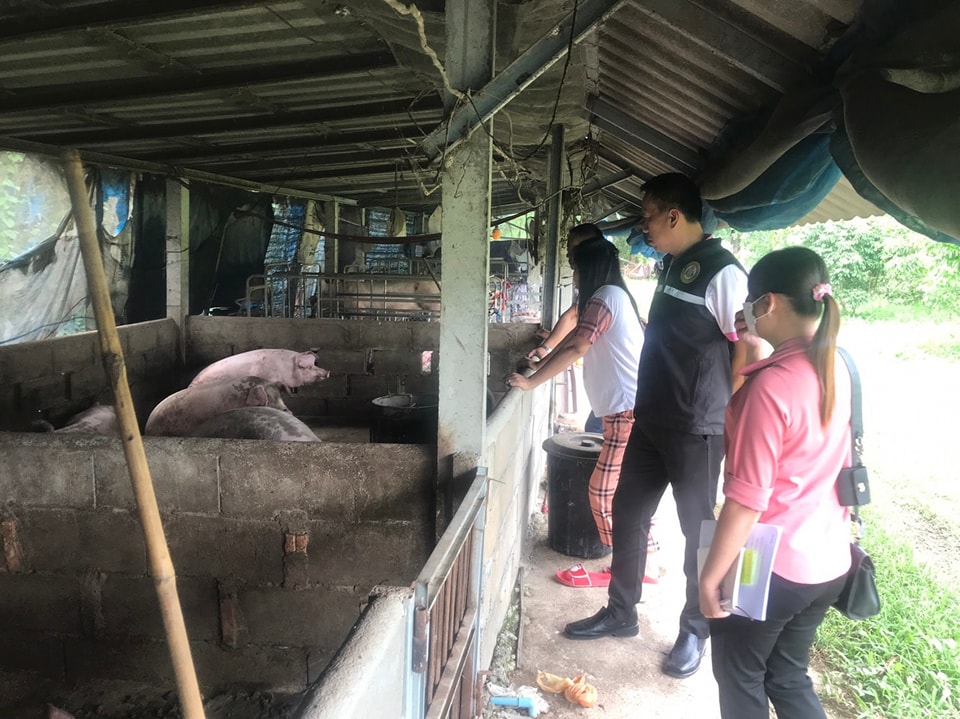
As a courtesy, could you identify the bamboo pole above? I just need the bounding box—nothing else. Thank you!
[61,149,206,719]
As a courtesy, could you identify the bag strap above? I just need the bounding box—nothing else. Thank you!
[836,347,864,532]
[837,347,864,468]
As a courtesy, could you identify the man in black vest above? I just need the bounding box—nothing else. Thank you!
[564,173,756,680]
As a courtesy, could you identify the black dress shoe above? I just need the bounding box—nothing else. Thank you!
[564,606,639,640]
[663,631,708,678]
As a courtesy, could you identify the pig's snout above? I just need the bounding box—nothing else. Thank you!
[315,365,330,379]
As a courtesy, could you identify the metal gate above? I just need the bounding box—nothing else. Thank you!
[412,470,487,719]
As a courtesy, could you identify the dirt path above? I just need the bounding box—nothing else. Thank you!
[838,320,960,584]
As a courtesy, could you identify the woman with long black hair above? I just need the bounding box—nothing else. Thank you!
[506,230,643,584]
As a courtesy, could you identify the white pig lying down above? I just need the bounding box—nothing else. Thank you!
[55,405,118,435]
[189,349,330,391]
[145,376,289,437]
[190,407,319,442]
[31,404,119,435]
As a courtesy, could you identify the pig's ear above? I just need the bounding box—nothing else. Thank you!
[247,386,269,406]
[296,352,316,369]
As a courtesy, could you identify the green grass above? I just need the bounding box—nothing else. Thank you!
[815,521,960,718]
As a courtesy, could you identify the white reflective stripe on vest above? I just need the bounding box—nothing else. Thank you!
[663,285,707,306]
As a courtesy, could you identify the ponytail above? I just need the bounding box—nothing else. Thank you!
[809,294,840,426]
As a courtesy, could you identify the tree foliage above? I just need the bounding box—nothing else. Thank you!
[727,216,960,317]
[0,151,72,265]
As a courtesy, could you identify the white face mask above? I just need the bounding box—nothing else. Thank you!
[743,294,770,336]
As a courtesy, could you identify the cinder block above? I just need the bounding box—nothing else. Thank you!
[100,574,220,641]
[344,321,396,350]
[80,569,106,638]
[14,508,78,572]
[286,373,349,401]
[324,397,373,420]
[0,573,81,633]
[1,517,25,572]
[305,319,355,348]
[374,322,416,349]
[0,435,95,508]
[367,349,423,376]
[95,438,219,513]
[218,585,248,649]
[0,629,65,676]
[2,341,56,384]
[345,373,388,400]
[76,510,147,574]
[63,366,110,404]
[164,515,284,585]
[308,521,430,588]
[238,585,361,649]
[63,636,172,685]
[219,443,356,520]
[190,641,311,692]
[402,374,440,396]
[17,376,69,413]
[310,349,366,376]
[408,323,441,350]
[121,322,161,357]
[307,646,333,684]
[355,446,434,522]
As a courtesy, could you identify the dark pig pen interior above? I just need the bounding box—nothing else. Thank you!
[0,316,537,716]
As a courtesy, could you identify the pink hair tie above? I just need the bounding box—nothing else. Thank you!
[812,282,832,301]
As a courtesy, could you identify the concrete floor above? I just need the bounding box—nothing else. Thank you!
[490,491,844,719]
[492,491,726,719]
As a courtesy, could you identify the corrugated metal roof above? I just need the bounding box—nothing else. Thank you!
[0,0,882,224]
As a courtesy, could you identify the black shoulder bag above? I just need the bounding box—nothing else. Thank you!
[833,348,881,620]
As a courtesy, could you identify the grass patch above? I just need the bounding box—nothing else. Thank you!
[815,521,960,718]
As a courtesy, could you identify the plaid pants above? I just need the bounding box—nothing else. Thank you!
[589,410,635,546]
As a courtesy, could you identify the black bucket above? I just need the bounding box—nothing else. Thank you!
[542,432,609,559]
[370,394,438,444]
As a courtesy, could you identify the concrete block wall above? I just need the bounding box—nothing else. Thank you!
[184,316,538,419]
[479,385,550,667]
[0,319,180,432]
[0,432,435,693]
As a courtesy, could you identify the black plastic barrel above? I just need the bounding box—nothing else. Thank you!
[542,432,609,559]
[370,394,438,444]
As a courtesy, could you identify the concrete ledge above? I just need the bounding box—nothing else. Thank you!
[294,587,412,719]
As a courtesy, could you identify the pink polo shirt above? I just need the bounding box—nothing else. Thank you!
[723,337,853,584]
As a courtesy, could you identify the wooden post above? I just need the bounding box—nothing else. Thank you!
[61,150,206,719]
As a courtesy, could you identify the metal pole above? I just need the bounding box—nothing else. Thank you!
[61,149,206,719]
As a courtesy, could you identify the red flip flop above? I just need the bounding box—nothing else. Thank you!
[555,564,611,588]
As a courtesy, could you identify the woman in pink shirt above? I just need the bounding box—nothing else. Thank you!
[699,246,852,719]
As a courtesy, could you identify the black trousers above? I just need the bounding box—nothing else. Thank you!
[606,422,723,638]
[709,572,847,719]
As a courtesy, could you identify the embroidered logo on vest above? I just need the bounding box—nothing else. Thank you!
[680,261,701,284]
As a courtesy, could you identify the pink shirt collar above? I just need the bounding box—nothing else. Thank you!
[741,335,813,376]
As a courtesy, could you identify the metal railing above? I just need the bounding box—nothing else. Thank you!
[243,270,442,321]
[411,469,487,719]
